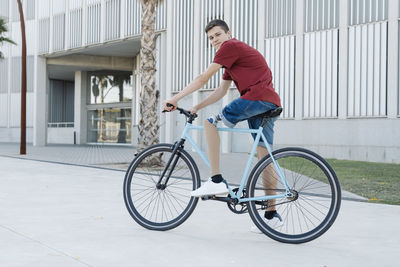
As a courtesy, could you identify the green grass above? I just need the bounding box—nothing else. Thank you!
[326,159,400,205]
[277,157,400,205]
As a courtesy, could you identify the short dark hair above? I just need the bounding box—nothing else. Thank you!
[204,19,230,33]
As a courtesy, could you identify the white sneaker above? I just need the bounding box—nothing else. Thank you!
[190,178,228,197]
[250,212,284,234]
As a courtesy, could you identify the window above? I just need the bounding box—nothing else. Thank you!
[87,71,133,104]
[87,108,132,143]
[48,79,74,127]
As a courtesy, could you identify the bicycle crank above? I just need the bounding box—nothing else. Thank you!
[227,188,248,214]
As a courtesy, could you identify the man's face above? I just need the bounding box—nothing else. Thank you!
[207,26,231,50]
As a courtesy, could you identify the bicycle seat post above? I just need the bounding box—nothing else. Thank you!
[260,118,269,128]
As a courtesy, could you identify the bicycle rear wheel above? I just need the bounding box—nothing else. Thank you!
[247,147,341,244]
[123,143,200,231]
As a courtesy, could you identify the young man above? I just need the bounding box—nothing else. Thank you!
[163,20,282,227]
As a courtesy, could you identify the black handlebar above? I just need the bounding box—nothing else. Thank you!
[163,103,198,123]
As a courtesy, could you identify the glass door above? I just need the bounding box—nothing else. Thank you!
[86,71,133,144]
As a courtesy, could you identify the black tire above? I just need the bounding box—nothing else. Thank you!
[247,147,341,244]
[123,143,201,231]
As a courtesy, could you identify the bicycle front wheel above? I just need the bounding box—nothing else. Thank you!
[247,147,341,244]
[123,143,201,231]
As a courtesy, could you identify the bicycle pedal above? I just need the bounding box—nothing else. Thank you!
[201,195,216,201]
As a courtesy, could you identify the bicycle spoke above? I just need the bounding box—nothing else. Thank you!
[164,192,185,215]
[298,195,330,215]
[134,171,158,185]
[161,192,170,222]
[132,187,157,204]
[163,189,180,215]
[167,185,192,191]
[247,149,340,243]
[131,187,154,198]
[165,188,188,209]
[142,190,158,218]
[295,197,324,223]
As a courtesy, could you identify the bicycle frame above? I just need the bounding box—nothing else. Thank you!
[181,122,292,203]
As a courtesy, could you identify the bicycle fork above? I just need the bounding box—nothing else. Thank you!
[156,139,185,190]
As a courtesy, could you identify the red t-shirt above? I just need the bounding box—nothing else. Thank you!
[213,38,281,107]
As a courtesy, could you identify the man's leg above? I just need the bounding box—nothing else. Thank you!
[256,145,277,211]
[190,119,227,197]
[204,119,221,176]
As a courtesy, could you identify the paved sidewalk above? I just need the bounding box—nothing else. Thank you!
[0,143,367,201]
[0,143,137,166]
[0,156,398,267]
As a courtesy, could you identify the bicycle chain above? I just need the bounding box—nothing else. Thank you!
[255,198,296,211]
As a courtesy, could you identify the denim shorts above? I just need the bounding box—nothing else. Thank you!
[220,98,279,147]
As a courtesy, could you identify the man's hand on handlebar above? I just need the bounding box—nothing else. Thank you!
[161,102,198,122]
[162,100,178,113]
[188,106,198,115]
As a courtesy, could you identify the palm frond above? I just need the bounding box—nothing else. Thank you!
[0,17,8,32]
[0,37,16,45]
[0,17,16,46]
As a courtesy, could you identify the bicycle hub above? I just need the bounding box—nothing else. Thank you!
[156,183,167,190]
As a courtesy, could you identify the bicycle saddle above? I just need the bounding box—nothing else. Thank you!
[255,107,283,119]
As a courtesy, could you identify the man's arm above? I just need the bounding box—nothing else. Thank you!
[193,79,232,112]
[163,63,222,110]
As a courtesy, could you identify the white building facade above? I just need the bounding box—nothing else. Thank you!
[0,0,399,163]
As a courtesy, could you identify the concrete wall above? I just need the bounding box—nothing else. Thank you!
[47,128,75,144]
[1,0,399,164]
[0,128,33,143]
[171,88,400,164]
[165,0,400,163]
[274,119,400,164]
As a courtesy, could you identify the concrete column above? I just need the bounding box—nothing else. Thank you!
[338,0,349,119]
[33,57,47,146]
[65,0,70,49]
[257,0,266,55]
[164,0,174,143]
[100,0,106,43]
[220,0,232,153]
[158,33,167,143]
[387,0,399,118]
[82,0,88,46]
[294,0,304,120]
[120,0,126,39]
[192,0,202,149]
[224,0,232,26]
[6,42,11,129]
[49,0,53,53]
[74,71,87,144]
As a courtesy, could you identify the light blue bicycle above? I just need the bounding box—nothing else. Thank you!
[123,106,341,244]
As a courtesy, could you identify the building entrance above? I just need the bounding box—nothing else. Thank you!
[87,71,133,144]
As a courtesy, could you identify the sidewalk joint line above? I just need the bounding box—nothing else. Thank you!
[0,154,126,172]
[0,155,367,203]
[0,224,93,267]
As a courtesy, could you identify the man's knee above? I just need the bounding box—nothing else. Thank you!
[205,113,222,127]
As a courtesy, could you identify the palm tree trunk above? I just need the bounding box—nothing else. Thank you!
[17,0,27,155]
[138,0,159,153]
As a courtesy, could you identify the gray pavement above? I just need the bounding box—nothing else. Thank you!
[0,143,137,166]
[0,152,399,266]
[0,143,367,202]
